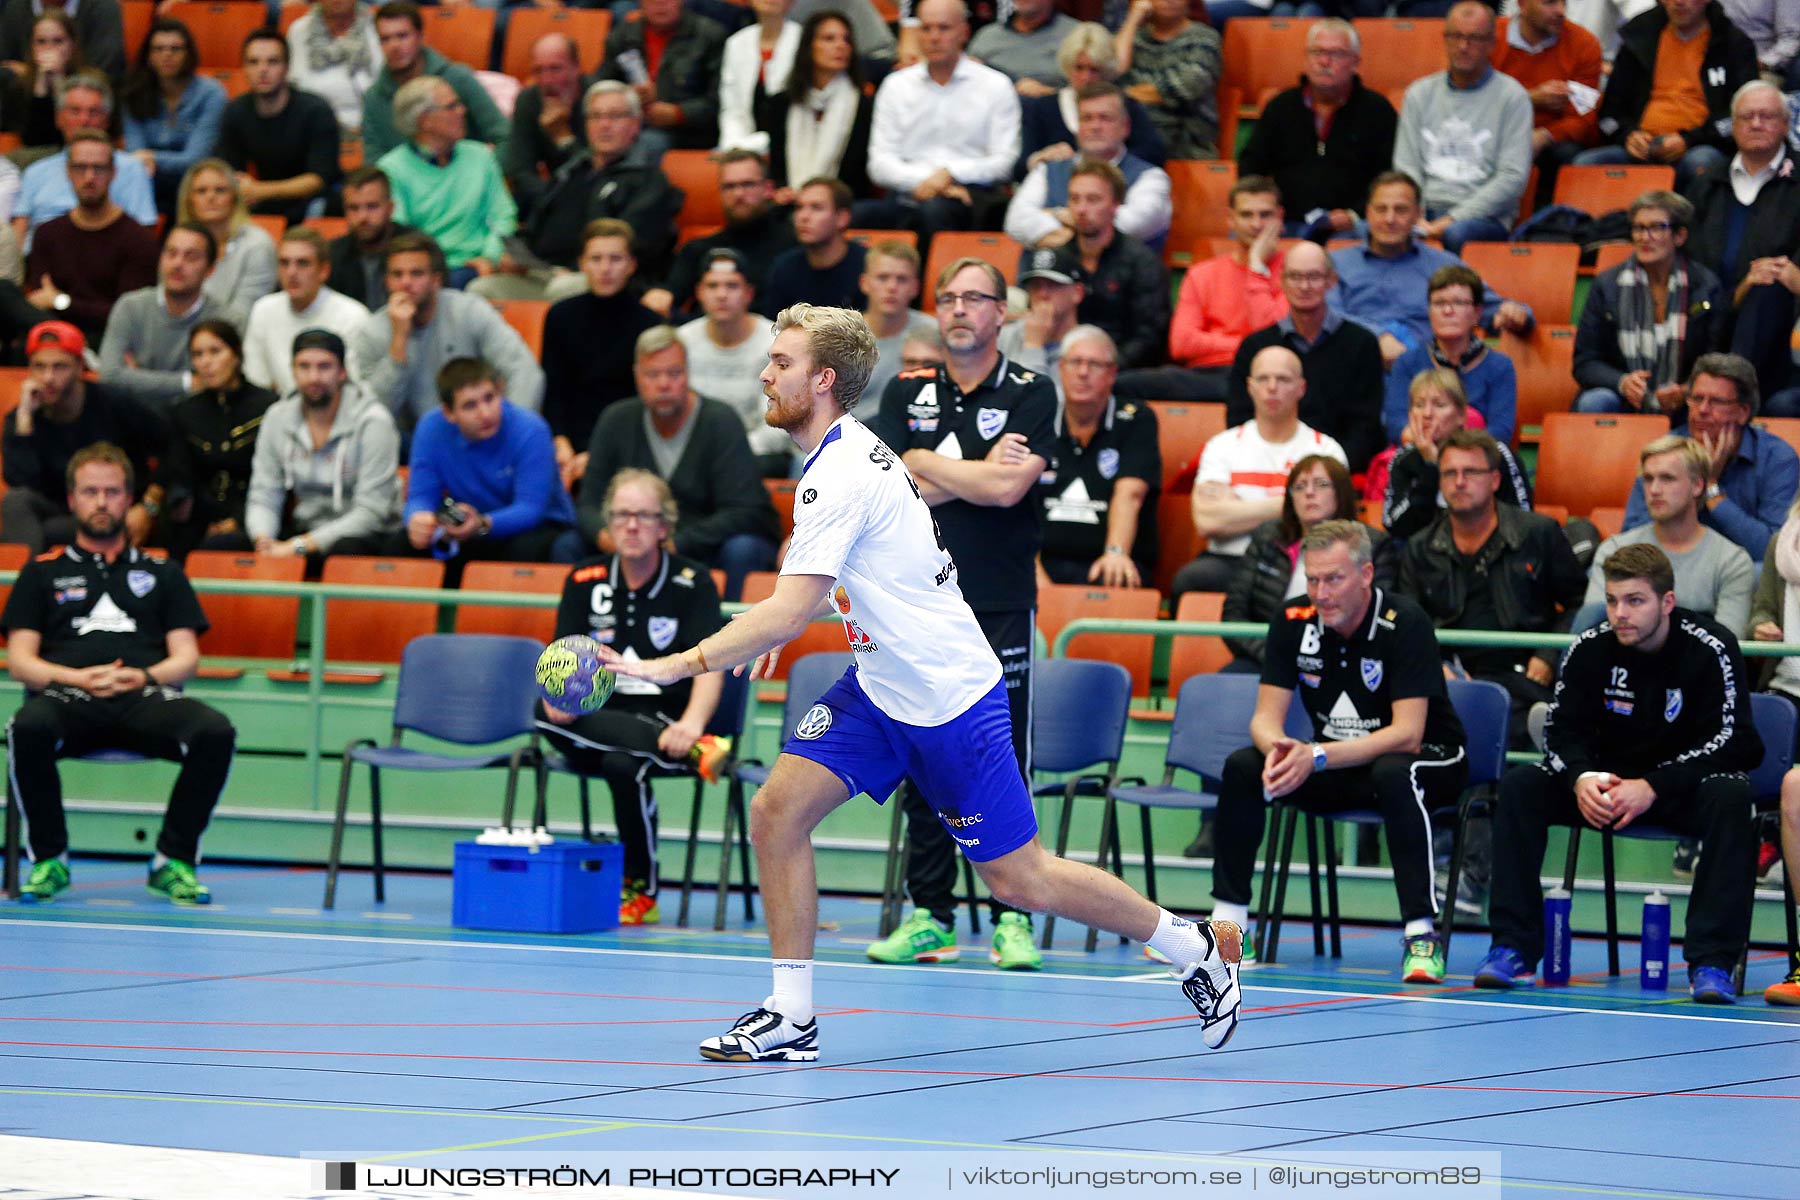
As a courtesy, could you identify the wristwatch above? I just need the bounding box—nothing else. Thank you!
[290,536,309,556]
[1311,743,1328,771]
[1104,543,1126,555]
[1705,483,1723,502]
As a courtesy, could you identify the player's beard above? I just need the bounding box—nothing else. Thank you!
[763,386,810,433]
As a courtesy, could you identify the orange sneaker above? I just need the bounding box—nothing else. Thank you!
[690,735,731,784]
[619,883,660,926]
[1765,966,1800,1006]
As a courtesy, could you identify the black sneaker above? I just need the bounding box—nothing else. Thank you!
[699,1007,820,1062]
[1182,820,1215,859]
[1672,840,1700,880]
[1174,919,1244,1049]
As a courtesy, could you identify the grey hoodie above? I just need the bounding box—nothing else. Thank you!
[244,381,402,552]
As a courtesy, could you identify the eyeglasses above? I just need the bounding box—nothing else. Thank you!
[426,98,465,113]
[1440,467,1497,481]
[1430,297,1475,311]
[609,510,665,525]
[1630,221,1673,237]
[1443,31,1494,44]
[720,179,766,191]
[934,291,1003,310]
[1689,393,1745,411]
[1283,270,1331,285]
[1063,355,1116,372]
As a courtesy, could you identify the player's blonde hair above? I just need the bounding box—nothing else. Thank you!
[773,304,878,412]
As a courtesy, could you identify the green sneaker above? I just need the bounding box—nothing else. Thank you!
[867,909,959,963]
[19,858,69,903]
[147,860,211,906]
[1401,932,1446,984]
[990,911,1043,970]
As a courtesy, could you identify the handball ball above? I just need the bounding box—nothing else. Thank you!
[536,635,615,716]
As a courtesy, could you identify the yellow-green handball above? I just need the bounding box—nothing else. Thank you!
[536,635,615,716]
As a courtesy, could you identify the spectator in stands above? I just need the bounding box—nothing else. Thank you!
[792,0,895,64]
[146,319,276,561]
[0,10,84,151]
[1228,242,1387,475]
[598,0,727,154]
[860,239,937,405]
[0,130,155,343]
[1476,541,1761,1002]
[504,33,593,223]
[762,10,876,203]
[1057,158,1167,372]
[644,152,793,321]
[400,357,577,577]
[120,19,225,215]
[243,227,370,397]
[999,247,1083,377]
[1493,0,1606,208]
[1005,82,1169,252]
[3,443,237,907]
[867,0,1020,241]
[1575,190,1726,413]
[1392,3,1534,254]
[1383,265,1520,444]
[1720,0,1800,87]
[718,0,799,155]
[1579,434,1756,631]
[676,249,789,477]
[1017,21,1165,180]
[1330,171,1533,368]
[348,232,544,440]
[1623,353,1799,565]
[542,219,664,492]
[1238,18,1397,244]
[969,0,1077,94]
[328,165,412,312]
[1,321,165,552]
[537,468,727,927]
[15,74,155,242]
[1174,345,1348,598]
[99,223,227,411]
[1383,367,1531,539]
[575,326,779,599]
[362,1,506,165]
[246,328,401,564]
[761,177,866,315]
[1113,0,1221,160]
[0,0,122,80]
[288,0,381,137]
[1212,518,1470,983]
[378,76,516,285]
[474,80,682,301]
[1036,325,1159,587]
[1577,0,1758,189]
[176,160,277,328]
[1558,0,1659,63]
[217,29,341,227]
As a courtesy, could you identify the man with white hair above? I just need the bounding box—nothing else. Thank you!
[375,75,516,285]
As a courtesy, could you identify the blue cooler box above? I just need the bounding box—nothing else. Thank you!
[452,841,623,933]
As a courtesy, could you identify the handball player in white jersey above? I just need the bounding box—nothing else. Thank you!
[603,304,1244,1062]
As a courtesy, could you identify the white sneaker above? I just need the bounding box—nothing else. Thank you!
[1174,919,1244,1050]
[699,1005,820,1062]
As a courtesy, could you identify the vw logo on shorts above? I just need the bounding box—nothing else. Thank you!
[795,703,833,740]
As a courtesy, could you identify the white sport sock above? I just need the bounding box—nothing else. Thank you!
[1211,901,1251,931]
[1146,908,1210,967]
[768,959,814,1025]
[1404,918,1435,937]
[150,852,168,871]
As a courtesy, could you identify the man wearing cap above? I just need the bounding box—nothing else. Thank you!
[675,250,787,477]
[97,224,228,411]
[999,248,1085,378]
[243,329,403,565]
[1,321,168,553]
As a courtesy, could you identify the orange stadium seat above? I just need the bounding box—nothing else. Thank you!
[1755,419,1800,461]
[454,562,570,641]
[304,216,349,241]
[1552,165,1675,215]
[1163,159,1236,268]
[493,299,549,359]
[1500,324,1578,445]
[1592,242,1635,274]
[847,228,918,251]
[1461,241,1580,326]
[421,5,495,71]
[313,556,445,668]
[1166,590,1233,689]
[1535,412,1670,517]
[664,149,724,235]
[164,4,268,70]
[1589,506,1626,541]
[501,8,612,79]
[204,68,249,100]
[921,232,1021,312]
[1353,18,1447,98]
[1220,18,1314,116]
[250,213,286,244]
[765,478,797,543]
[182,551,305,676]
[123,0,153,56]
[1153,491,1202,599]
[1146,400,1226,490]
[278,1,307,36]
[1037,583,1161,697]
[1215,86,1241,158]
[0,543,31,646]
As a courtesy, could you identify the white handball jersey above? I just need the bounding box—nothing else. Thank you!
[780,413,1003,726]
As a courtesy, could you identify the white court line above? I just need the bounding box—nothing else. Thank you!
[6,918,1800,1030]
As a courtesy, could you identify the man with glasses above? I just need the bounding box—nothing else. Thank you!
[377,76,516,287]
[1492,0,1606,208]
[1238,18,1397,243]
[1393,1,1535,253]
[1228,242,1385,474]
[13,75,155,247]
[868,257,1059,971]
[643,151,796,321]
[1382,264,1520,445]
[362,1,507,164]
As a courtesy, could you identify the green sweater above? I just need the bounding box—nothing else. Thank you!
[361,47,509,165]
[377,139,517,268]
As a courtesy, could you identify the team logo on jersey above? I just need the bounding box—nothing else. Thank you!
[795,703,833,740]
[648,616,678,651]
[1665,689,1683,721]
[1361,658,1383,690]
[976,407,1007,440]
[73,594,136,636]
[1097,449,1119,480]
[802,488,817,505]
[53,584,87,604]
[1605,698,1634,715]
[832,585,852,614]
[127,570,155,597]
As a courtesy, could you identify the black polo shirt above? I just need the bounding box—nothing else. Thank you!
[554,551,724,716]
[1,544,208,670]
[872,355,1059,612]
[1040,396,1161,569]
[1262,586,1464,751]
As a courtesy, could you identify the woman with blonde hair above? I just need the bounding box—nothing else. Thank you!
[1015,21,1166,178]
[176,159,276,326]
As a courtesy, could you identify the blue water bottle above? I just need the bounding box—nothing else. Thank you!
[1543,886,1572,985]
[1640,890,1671,990]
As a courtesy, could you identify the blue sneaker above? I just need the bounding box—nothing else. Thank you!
[1689,966,1736,1005]
[1472,946,1534,989]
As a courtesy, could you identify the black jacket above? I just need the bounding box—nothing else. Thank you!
[598,11,728,150]
[1238,75,1398,221]
[1077,232,1170,369]
[1597,2,1759,152]
[327,222,416,314]
[658,205,797,313]
[503,75,596,220]
[1221,519,1397,665]
[1683,161,1800,291]
[1384,442,1533,540]
[1227,318,1387,473]
[761,89,876,198]
[1015,90,1167,178]
[1573,255,1728,392]
[525,139,685,278]
[1398,503,1588,655]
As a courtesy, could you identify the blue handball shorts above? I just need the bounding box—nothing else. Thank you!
[780,668,1039,863]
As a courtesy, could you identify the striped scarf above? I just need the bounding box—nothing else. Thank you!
[1615,254,1689,405]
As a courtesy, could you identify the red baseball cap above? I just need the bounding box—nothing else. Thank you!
[25,320,86,359]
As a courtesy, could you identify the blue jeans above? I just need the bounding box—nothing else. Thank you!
[1765,388,1800,419]
[1575,387,1626,413]
[1426,211,1510,255]
[1572,142,1729,193]
[712,532,778,601]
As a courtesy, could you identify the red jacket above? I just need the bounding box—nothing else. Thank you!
[1169,251,1288,368]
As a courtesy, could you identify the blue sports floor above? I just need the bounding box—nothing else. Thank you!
[3,859,1798,1199]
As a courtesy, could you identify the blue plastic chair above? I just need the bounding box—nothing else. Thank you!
[322,634,545,909]
[4,749,147,899]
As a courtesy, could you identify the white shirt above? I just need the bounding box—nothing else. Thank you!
[286,11,382,134]
[1729,146,1787,207]
[1196,420,1347,557]
[676,315,787,457]
[868,55,1022,193]
[1003,152,1171,247]
[242,287,371,396]
[717,20,802,155]
[781,414,1002,725]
